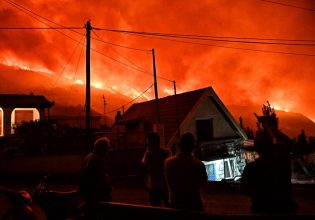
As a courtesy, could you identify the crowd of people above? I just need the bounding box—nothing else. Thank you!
[78,131,208,219]
[78,113,298,218]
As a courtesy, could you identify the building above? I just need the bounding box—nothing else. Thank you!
[0,94,54,137]
[111,87,248,181]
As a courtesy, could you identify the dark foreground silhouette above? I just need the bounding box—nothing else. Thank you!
[241,103,297,214]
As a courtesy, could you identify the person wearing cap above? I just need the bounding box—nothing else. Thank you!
[79,137,112,219]
[241,104,297,213]
[164,132,208,211]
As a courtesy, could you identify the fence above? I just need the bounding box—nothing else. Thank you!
[98,201,314,220]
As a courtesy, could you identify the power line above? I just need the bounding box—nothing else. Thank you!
[101,30,315,57]
[52,35,85,87]
[91,29,150,71]
[3,0,84,43]
[260,0,315,12]
[105,83,154,114]
[4,0,159,78]
[93,48,175,82]
[95,28,315,46]
[0,27,83,30]
[91,30,174,82]
[90,48,151,74]
[90,30,174,82]
[3,0,81,28]
[91,35,150,52]
[4,0,150,53]
[69,42,85,90]
[4,0,163,79]
[91,29,150,52]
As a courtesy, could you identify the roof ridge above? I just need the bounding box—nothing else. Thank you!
[130,86,211,107]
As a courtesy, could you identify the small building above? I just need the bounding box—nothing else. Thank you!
[0,94,54,137]
[111,87,247,181]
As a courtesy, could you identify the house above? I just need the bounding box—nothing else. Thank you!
[0,94,54,137]
[111,87,248,181]
[49,105,107,129]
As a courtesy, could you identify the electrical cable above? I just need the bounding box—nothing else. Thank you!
[109,30,315,57]
[51,35,85,87]
[105,83,154,114]
[260,0,315,12]
[95,28,315,46]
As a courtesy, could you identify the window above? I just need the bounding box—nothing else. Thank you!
[196,119,213,142]
[11,108,40,134]
[224,160,232,178]
[15,110,33,124]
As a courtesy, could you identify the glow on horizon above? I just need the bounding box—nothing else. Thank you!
[91,81,103,89]
[2,57,53,75]
[74,79,84,85]
[272,105,289,113]
[163,88,174,96]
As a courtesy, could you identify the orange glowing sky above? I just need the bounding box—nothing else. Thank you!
[0,0,315,120]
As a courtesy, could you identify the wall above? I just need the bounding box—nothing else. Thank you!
[180,92,238,139]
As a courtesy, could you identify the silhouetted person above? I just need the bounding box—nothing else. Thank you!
[164,132,208,211]
[141,132,171,207]
[79,137,112,220]
[115,111,122,123]
[241,109,297,214]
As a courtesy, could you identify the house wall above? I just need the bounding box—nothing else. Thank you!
[180,93,238,139]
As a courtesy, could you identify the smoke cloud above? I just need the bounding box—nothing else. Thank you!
[0,0,315,119]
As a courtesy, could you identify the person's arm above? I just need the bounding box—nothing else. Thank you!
[164,159,175,190]
[141,149,149,166]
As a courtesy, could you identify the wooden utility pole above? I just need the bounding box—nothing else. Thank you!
[152,48,160,123]
[103,94,106,126]
[85,20,91,150]
[173,80,179,132]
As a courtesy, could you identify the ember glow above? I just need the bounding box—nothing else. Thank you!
[2,57,53,74]
[0,0,314,120]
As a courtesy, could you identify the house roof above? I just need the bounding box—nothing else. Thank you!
[117,87,203,144]
[0,94,54,108]
[118,86,247,145]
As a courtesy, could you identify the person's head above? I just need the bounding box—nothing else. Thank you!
[93,137,110,156]
[178,132,195,155]
[254,131,273,158]
[146,132,160,149]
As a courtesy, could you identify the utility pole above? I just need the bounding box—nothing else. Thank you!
[103,94,106,127]
[152,48,160,123]
[85,20,91,150]
[173,80,179,135]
